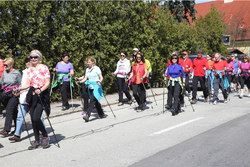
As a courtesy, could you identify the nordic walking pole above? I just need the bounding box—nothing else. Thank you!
[18,103,32,144]
[103,94,116,118]
[185,89,195,112]
[147,80,157,105]
[50,72,56,97]
[141,80,153,109]
[76,83,84,109]
[69,75,74,111]
[38,95,60,148]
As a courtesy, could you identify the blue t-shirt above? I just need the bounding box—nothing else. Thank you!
[166,64,185,85]
[85,65,101,82]
[56,61,74,82]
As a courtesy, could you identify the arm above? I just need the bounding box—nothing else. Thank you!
[97,73,103,85]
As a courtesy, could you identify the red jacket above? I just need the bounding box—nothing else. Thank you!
[131,62,148,84]
[182,58,193,73]
[193,57,208,77]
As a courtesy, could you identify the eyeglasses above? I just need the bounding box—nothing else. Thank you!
[172,58,178,60]
[136,57,141,59]
[30,56,39,59]
[4,64,8,67]
[121,54,125,57]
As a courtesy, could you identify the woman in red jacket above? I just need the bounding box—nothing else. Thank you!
[128,52,148,112]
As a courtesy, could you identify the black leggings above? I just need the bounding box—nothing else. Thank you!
[117,77,132,102]
[239,75,250,89]
[30,102,47,141]
[80,83,89,111]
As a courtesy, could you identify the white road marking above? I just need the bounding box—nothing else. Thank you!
[150,117,204,136]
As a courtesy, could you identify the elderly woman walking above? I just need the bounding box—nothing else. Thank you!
[0,58,21,137]
[16,50,51,150]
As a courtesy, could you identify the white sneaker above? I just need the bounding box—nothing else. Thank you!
[224,99,228,103]
[213,100,217,105]
[239,93,243,98]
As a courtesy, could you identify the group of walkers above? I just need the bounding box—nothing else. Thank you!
[0,48,249,150]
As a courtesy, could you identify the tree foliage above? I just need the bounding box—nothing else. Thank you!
[0,1,227,101]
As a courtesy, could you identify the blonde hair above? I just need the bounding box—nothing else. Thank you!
[85,56,96,65]
[30,50,43,59]
[4,57,14,67]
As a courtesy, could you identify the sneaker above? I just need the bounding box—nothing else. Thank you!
[9,135,21,142]
[82,114,89,122]
[99,114,107,119]
[128,100,132,104]
[165,104,171,110]
[213,100,217,105]
[62,106,70,110]
[0,130,9,137]
[224,99,228,103]
[190,99,197,104]
[41,137,50,149]
[239,94,243,99]
[170,108,176,116]
[28,141,40,150]
[118,102,123,106]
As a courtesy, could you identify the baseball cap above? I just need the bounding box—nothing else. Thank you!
[133,48,139,52]
[182,51,188,55]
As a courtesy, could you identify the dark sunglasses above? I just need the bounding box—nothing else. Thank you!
[30,56,39,59]
[136,57,141,59]
[121,54,125,57]
[4,64,8,67]
[172,58,178,60]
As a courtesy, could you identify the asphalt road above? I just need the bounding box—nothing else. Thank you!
[0,91,249,167]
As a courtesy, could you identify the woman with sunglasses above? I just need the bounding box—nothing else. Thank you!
[0,58,21,137]
[53,53,74,110]
[164,54,185,116]
[238,55,250,98]
[128,52,148,111]
[112,51,132,106]
[15,50,51,150]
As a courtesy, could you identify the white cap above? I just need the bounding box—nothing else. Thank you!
[133,48,139,52]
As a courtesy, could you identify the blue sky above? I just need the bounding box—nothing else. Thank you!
[196,0,215,4]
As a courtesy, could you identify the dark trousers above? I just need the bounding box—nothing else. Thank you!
[239,76,250,89]
[86,89,104,117]
[80,83,89,111]
[205,76,212,96]
[167,84,181,112]
[30,102,48,141]
[132,83,145,107]
[226,74,233,92]
[117,77,132,102]
[60,81,71,107]
[185,73,191,93]
[192,76,208,100]
[1,95,18,132]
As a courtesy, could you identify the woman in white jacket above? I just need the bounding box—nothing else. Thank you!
[112,52,132,106]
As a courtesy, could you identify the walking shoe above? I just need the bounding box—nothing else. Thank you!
[224,99,228,103]
[239,94,243,99]
[28,141,40,150]
[0,130,9,137]
[118,102,123,106]
[165,104,171,110]
[128,100,132,104]
[190,99,197,104]
[170,108,176,116]
[213,100,217,105]
[9,135,21,142]
[82,114,89,122]
[61,106,70,110]
[99,114,107,119]
[41,137,50,149]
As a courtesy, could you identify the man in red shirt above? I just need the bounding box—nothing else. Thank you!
[212,53,229,105]
[191,50,209,104]
[182,51,192,96]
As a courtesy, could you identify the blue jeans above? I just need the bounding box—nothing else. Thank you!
[14,104,45,137]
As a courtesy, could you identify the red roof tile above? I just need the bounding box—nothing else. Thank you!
[194,0,250,40]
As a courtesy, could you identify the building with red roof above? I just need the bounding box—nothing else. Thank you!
[195,0,250,55]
